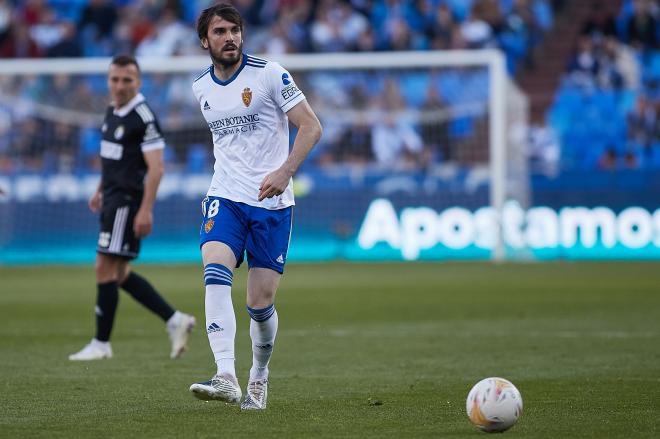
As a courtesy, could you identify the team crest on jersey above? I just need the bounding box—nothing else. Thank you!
[204,218,215,233]
[114,125,124,140]
[242,87,252,107]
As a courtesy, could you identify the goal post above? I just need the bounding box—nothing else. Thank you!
[0,50,523,263]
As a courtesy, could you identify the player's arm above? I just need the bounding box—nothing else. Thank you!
[89,180,103,213]
[259,99,322,201]
[134,148,164,238]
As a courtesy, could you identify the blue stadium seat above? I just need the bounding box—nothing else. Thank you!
[186,143,208,173]
[650,143,660,169]
[47,0,86,21]
[449,116,475,139]
[400,73,429,107]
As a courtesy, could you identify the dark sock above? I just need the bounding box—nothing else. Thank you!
[120,272,175,322]
[95,281,119,342]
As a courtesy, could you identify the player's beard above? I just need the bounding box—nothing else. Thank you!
[210,40,242,68]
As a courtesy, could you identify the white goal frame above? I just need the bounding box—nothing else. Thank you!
[0,50,508,260]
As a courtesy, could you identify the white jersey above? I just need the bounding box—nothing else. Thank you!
[192,54,306,209]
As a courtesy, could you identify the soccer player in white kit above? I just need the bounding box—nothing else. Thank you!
[188,3,322,410]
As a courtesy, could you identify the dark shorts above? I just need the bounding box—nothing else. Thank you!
[97,195,140,259]
[199,196,293,274]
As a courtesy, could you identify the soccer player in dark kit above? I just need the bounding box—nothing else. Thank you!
[69,55,196,361]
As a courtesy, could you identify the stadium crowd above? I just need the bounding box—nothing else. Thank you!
[0,0,556,60]
[551,0,659,171]
[0,0,658,175]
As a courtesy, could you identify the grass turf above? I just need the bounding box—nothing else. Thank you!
[0,262,659,438]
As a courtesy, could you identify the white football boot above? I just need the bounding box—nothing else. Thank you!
[68,339,113,361]
[189,374,242,403]
[167,312,196,359]
[240,379,268,410]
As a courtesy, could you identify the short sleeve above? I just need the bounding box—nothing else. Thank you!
[141,121,165,152]
[265,62,306,113]
[135,102,165,152]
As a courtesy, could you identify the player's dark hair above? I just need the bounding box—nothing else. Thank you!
[196,3,243,42]
[110,54,140,72]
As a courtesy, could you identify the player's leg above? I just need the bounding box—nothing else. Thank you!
[118,263,196,359]
[190,197,246,403]
[189,241,242,402]
[240,205,292,410]
[241,268,281,410]
[69,253,121,360]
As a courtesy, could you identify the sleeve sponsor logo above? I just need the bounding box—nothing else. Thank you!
[281,73,291,85]
[281,83,299,100]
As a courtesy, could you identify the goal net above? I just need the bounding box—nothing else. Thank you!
[0,51,527,264]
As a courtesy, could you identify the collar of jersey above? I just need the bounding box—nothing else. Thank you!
[209,54,247,86]
[113,93,145,117]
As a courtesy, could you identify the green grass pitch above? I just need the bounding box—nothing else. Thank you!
[1,262,659,438]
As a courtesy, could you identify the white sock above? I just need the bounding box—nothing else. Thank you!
[205,284,236,378]
[249,309,278,381]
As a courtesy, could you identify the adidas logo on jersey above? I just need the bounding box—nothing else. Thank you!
[276,255,284,264]
[207,322,223,334]
[203,101,211,111]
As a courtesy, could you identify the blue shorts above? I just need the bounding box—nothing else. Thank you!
[199,196,292,274]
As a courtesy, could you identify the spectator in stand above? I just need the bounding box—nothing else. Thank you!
[328,116,373,164]
[386,17,414,51]
[597,146,617,170]
[567,35,599,89]
[11,118,48,171]
[47,21,81,57]
[419,84,451,162]
[310,0,347,52]
[355,26,377,51]
[135,8,193,56]
[529,122,561,174]
[20,0,48,26]
[507,0,542,66]
[581,1,617,41]
[371,114,426,169]
[49,121,78,173]
[627,94,658,155]
[460,7,494,49]
[598,35,640,89]
[625,0,658,50]
[369,78,427,168]
[29,7,65,54]
[0,22,42,58]
[475,0,505,34]
[425,4,456,50]
[78,0,118,42]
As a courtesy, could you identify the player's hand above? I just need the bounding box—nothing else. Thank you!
[258,167,293,201]
[133,208,153,238]
[88,191,103,213]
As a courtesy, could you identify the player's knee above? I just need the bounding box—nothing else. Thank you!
[246,303,275,322]
[95,256,117,283]
[117,262,131,284]
[204,263,233,286]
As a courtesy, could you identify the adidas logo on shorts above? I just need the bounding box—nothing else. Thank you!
[276,255,284,264]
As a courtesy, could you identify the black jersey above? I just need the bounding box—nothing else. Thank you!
[99,93,165,200]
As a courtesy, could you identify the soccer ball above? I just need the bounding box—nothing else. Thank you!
[466,377,523,433]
